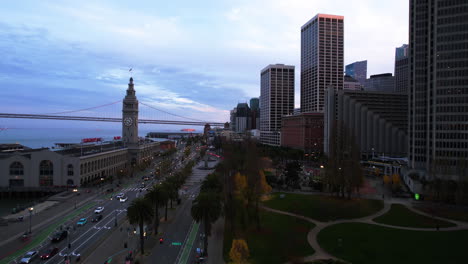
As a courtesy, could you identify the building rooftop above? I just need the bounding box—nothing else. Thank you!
[261,64,295,73]
[302,13,344,29]
[370,73,393,78]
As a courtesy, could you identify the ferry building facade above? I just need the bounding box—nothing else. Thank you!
[0,78,160,191]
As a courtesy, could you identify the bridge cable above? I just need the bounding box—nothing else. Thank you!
[40,101,122,115]
[139,101,209,123]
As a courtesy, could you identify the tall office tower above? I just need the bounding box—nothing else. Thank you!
[234,103,251,133]
[394,44,409,93]
[409,0,468,174]
[260,64,295,146]
[345,60,367,86]
[250,98,260,129]
[230,107,237,132]
[301,14,344,113]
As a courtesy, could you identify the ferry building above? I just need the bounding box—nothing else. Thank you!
[0,78,160,192]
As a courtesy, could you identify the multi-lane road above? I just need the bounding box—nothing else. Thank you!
[13,142,218,264]
[29,180,154,264]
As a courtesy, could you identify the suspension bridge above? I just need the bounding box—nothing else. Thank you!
[0,100,225,127]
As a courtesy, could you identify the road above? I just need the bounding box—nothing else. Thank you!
[29,179,154,264]
[147,155,218,264]
[11,141,213,264]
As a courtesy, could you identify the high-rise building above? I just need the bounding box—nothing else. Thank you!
[324,88,408,157]
[234,103,251,133]
[260,64,295,146]
[301,14,344,113]
[250,98,260,129]
[343,75,363,91]
[229,107,237,132]
[250,98,259,111]
[409,0,468,174]
[394,44,409,93]
[345,60,367,86]
[364,73,395,93]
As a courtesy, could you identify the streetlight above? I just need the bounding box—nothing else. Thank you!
[28,207,34,234]
[72,189,78,209]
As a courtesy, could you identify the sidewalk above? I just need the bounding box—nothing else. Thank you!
[207,216,225,264]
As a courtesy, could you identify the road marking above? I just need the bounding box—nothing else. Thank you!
[177,221,200,264]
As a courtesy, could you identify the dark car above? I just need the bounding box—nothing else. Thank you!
[92,214,103,222]
[51,231,67,243]
[40,247,59,260]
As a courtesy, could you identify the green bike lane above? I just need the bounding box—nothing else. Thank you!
[177,221,200,264]
[0,201,96,264]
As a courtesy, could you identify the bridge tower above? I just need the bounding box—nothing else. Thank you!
[122,77,139,161]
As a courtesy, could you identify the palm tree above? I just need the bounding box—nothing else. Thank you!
[127,197,153,254]
[191,191,222,257]
[144,185,165,235]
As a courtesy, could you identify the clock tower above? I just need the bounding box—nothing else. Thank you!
[122,77,139,148]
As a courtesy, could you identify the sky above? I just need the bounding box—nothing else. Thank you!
[0,0,409,129]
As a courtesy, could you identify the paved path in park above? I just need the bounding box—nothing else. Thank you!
[262,195,468,263]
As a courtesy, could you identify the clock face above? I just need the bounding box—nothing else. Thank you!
[124,117,133,127]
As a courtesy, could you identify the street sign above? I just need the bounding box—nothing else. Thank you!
[172,242,182,246]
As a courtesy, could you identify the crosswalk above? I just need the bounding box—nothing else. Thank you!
[120,187,148,192]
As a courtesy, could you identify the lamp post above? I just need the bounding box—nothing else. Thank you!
[28,207,34,234]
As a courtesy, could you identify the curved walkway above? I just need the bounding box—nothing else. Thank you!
[261,196,468,263]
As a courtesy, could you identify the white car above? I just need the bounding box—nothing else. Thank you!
[94,207,104,214]
[116,193,124,199]
[119,196,128,202]
[20,251,37,264]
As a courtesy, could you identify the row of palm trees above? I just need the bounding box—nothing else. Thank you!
[126,160,195,254]
[190,173,223,257]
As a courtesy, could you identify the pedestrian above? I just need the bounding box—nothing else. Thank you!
[436,224,439,231]
[382,194,384,200]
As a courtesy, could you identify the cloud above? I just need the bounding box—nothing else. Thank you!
[0,0,408,129]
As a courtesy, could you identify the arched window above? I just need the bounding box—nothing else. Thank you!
[39,160,53,186]
[66,179,74,185]
[10,162,24,175]
[67,164,74,176]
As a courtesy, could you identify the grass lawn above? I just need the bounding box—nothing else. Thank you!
[415,204,468,223]
[263,192,384,222]
[223,210,315,264]
[374,204,456,228]
[318,222,468,264]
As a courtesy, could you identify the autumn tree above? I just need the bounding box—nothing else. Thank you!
[229,239,250,264]
[325,121,363,198]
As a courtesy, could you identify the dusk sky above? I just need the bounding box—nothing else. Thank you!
[0,0,408,129]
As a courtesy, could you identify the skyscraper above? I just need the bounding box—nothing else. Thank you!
[250,98,260,129]
[394,44,409,93]
[345,60,367,86]
[260,64,295,146]
[301,14,344,113]
[409,0,468,173]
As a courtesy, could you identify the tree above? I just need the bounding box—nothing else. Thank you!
[191,191,222,257]
[229,239,250,264]
[144,185,166,235]
[325,121,363,198]
[284,162,301,189]
[127,197,153,254]
[201,173,222,193]
[383,175,391,185]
